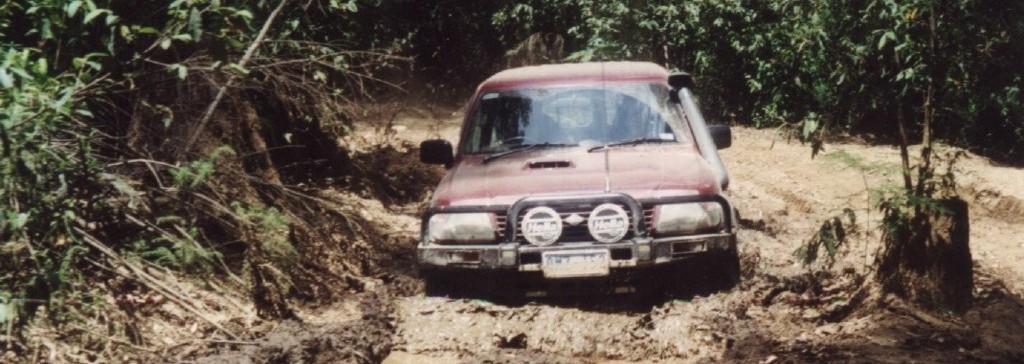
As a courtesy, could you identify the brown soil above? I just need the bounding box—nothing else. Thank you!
[379,117,1024,363]
[14,110,1023,363]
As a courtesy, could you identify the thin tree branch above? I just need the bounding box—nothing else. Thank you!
[181,0,291,157]
[74,228,241,340]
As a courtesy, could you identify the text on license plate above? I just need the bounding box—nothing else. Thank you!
[541,249,610,278]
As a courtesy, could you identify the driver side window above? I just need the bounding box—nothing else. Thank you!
[467,95,535,152]
[610,94,674,141]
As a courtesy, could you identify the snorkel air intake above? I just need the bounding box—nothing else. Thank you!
[669,72,730,190]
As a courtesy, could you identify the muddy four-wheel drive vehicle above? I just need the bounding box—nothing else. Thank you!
[418,62,738,297]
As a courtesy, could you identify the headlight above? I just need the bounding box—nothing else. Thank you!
[427,213,496,244]
[652,203,724,235]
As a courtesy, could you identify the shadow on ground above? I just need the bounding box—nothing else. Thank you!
[420,263,737,314]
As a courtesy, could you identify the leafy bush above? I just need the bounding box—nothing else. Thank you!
[1,39,113,334]
[1,0,401,343]
[492,0,1024,163]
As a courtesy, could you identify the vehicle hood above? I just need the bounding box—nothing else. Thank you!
[430,145,721,207]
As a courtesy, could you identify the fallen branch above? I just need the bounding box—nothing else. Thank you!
[181,0,291,156]
[74,228,241,340]
[69,324,156,353]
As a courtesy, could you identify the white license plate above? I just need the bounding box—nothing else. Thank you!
[541,249,610,278]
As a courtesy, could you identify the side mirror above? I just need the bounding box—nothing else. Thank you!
[708,125,732,149]
[420,139,454,167]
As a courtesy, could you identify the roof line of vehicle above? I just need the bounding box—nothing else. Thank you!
[476,77,670,93]
[477,62,670,91]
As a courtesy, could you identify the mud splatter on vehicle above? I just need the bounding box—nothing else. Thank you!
[416,62,740,298]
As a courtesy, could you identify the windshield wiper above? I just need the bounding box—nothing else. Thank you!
[587,137,672,152]
[483,142,577,163]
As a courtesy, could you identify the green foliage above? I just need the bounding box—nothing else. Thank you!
[492,0,1024,164]
[1,294,18,349]
[877,189,946,234]
[2,0,1019,352]
[231,202,295,265]
[130,220,221,271]
[171,146,235,189]
[1,0,383,338]
[795,208,858,270]
[1,26,110,333]
[875,148,965,232]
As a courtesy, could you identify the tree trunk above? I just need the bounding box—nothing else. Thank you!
[876,198,973,313]
[895,102,913,193]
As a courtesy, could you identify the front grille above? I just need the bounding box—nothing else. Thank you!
[514,203,637,244]
[643,206,655,232]
[495,213,507,239]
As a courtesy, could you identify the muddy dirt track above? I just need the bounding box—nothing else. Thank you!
[194,113,1024,364]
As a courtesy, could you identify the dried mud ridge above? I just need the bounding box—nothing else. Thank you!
[195,290,397,364]
[204,251,1024,364]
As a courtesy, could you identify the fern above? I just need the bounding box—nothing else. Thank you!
[171,146,236,189]
[231,202,296,265]
[131,224,222,272]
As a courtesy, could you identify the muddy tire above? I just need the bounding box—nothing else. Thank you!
[711,250,742,291]
[422,271,452,297]
[422,270,475,298]
[686,251,741,296]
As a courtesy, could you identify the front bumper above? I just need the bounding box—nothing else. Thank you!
[417,232,736,272]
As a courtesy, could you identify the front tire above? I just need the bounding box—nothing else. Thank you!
[688,250,741,296]
[422,270,454,297]
[710,250,741,291]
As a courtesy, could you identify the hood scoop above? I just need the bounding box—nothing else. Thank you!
[526,160,573,169]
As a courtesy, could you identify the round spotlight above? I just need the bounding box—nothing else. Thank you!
[521,206,562,246]
[588,203,629,243]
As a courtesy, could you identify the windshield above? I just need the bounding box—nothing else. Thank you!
[460,83,692,154]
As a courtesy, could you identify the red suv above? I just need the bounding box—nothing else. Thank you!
[418,62,737,296]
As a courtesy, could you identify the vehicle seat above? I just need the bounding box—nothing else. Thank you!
[611,98,650,140]
[524,113,560,143]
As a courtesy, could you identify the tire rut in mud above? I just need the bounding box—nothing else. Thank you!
[195,290,398,364]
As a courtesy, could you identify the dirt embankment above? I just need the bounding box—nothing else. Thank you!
[67,111,1022,364]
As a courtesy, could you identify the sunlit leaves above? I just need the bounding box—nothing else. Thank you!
[877,30,896,50]
[66,0,83,17]
[329,0,358,13]
[504,0,1019,162]
[83,9,107,24]
[0,41,101,331]
[70,53,103,71]
[168,63,188,79]
[0,69,12,88]
[188,7,202,41]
